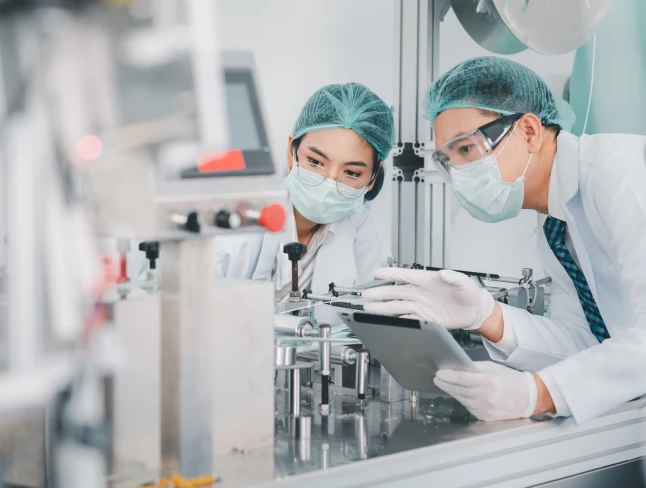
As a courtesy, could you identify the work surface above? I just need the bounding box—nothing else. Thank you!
[202,387,646,488]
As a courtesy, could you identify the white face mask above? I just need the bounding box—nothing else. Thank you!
[450,122,533,224]
[285,164,364,224]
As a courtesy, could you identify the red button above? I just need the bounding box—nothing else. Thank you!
[258,204,286,233]
[198,149,246,173]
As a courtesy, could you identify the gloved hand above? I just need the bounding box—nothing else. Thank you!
[434,361,538,421]
[362,267,494,330]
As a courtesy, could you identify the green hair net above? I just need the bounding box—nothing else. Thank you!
[423,57,576,132]
[293,83,395,161]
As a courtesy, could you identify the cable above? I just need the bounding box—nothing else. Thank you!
[581,34,597,135]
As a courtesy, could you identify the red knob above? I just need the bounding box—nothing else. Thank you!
[257,204,286,233]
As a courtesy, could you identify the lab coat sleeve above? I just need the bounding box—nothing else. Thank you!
[484,278,599,370]
[352,203,392,284]
[212,234,262,280]
[540,153,646,423]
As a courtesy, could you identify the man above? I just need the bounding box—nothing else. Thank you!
[364,56,646,424]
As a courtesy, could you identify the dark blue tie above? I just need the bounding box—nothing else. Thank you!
[543,216,610,343]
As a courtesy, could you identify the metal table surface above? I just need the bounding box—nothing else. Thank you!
[199,386,646,488]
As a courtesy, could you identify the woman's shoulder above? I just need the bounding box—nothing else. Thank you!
[214,232,265,255]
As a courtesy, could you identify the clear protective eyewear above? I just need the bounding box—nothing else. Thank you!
[431,113,524,182]
[294,154,376,199]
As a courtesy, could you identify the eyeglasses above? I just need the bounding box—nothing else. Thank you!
[294,159,375,199]
[431,113,524,182]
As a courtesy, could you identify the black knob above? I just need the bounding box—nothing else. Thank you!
[283,242,307,262]
[185,212,200,233]
[214,210,242,229]
[139,241,160,270]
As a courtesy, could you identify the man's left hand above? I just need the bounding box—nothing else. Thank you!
[434,361,543,421]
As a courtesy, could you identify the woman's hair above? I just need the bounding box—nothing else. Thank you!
[291,135,383,201]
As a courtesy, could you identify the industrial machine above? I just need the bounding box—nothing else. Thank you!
[2,1,641,488]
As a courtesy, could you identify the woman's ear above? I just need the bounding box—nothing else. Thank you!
[286,134,295,170]
[520,114,543,153]
[367,161,384,191]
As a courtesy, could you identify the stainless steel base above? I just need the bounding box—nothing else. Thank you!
[202,390,646,488]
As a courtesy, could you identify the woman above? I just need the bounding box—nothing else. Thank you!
[215,82,394,301]
[364,56,646,424]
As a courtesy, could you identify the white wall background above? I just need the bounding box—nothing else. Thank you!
[216,1,577,278]
[216,0,396,228]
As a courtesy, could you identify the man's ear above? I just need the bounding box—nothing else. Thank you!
[520,114,543,153]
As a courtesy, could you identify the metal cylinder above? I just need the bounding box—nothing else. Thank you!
[295,415,311,439]
[355,349,369,400]
[295,415,312,462]
[410,390,418,404]
[318,325,331,373]
[275,345,296,367]
[522,268,533,278]
[297,346,357,366]
[290,368,301,416]
[321,442,330,470]
[355,414,368,460]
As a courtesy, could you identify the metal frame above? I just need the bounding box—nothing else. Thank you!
[392,0,451,268]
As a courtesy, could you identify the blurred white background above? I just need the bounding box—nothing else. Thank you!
[217,0,578,277]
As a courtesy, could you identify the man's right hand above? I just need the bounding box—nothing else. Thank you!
[362,267,500,333]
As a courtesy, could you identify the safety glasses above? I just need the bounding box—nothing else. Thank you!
[431,113,524,182]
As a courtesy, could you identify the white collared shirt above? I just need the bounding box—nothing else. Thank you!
[274,220,336,303]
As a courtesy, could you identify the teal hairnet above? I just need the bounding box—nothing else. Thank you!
[423,57,576,132]
[293,83,395,162]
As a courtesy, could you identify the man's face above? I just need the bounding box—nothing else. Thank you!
[434,108,531,183]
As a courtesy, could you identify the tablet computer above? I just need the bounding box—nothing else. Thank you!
[340,312,478,393]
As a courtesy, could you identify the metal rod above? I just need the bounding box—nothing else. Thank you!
[489,275,523,284]
[410,390,418,404]
[112,277,160,294]
[290,368,301,417]
[349,279,395,291]
[331,286,362,296]
[319,325,331,415]
[321,376,329,407]
[304,293,335,302]
[276,337,362,345]
[425,266,501,280]
[291,261,298,293]
[356,349,369,400]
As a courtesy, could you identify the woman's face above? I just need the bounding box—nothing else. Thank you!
[286,128,381,192]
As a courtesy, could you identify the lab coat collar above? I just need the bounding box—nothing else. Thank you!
[251,204,338,282]
[554,132,581,207]
[547,152,566,221]
[536,131,599,300]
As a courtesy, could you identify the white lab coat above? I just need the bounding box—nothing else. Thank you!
[214,202,392,295]
[485,131,646,424]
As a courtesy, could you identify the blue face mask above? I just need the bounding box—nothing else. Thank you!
[450,122,532,224]
[285,164,364,224]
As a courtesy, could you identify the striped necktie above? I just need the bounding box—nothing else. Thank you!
[543,216,610,342]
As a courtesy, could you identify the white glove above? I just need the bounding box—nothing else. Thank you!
[362,267,494,330]
[434,361,538,421]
